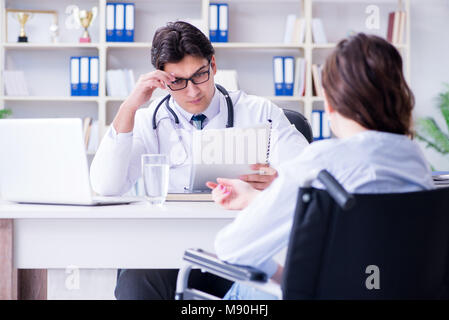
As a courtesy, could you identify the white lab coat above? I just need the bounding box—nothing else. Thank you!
[90,89,308,195]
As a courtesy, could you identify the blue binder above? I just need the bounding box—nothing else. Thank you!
[124,3,135,42]
[283,56,294,96]
[79,56,90,96]
[311,110,323,140]
[89,57,99,96]
[273,56,284,96]
[70,57,80,96]
[114,3,125,42]
[209,4,219,42]
[218,3,229,42]
[321,112,331,139]
[106,3,115,42]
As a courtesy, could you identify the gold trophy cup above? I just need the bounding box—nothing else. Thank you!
[15,12,33,42]
[74,7,98,43]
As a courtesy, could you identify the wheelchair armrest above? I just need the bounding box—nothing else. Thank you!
[183,248,268,283]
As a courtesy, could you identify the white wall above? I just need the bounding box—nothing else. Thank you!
[410,0,449,170]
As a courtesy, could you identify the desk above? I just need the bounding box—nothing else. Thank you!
[0,200,236,300]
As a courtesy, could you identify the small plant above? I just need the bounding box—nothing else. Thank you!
[416,83,449,157]
[0,109,12,119]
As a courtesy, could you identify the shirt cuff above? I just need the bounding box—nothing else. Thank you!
[109,124,133,142]
[257,259,278,278]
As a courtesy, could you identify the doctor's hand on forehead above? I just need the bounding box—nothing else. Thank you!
[121,70,176,111]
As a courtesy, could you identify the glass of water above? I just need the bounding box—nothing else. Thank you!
[141,154,169,205]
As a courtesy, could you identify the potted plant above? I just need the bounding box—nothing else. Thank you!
[416,83,449,169]
[0,108,12,119]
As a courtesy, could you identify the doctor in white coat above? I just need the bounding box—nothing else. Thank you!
[90,21,308,300]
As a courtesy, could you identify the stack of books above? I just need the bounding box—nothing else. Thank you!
[214,69,239,92]
[82,117,99,153]
[312,64,324,97]
[312,19,327,44]
[3,70,29,96]
[284,15,306,44]
[387,11,406,45]
[106,69,135,97]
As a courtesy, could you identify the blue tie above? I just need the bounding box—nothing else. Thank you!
[191,114,207,130]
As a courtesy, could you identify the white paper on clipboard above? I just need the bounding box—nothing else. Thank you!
[189,123,271,191]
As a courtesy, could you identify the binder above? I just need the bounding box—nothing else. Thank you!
[79,56,90,96]
[209,4,218,42]
[322,112,331,139]
[311,110,322,140]
[106,3,115,42]
[283,56,294,96]
[124,3,135,42]
[273,56,284,96]
[312,18,327,44]
[70,57,80,96]
[293,58,306,97]
[115,3,125,42]
[89,56,99,96]
[218,3,228,42]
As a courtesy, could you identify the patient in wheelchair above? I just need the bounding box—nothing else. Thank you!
[206,33,435,299]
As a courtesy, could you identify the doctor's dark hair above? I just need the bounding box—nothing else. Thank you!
[321,33,414,136]
[151,21,215,71]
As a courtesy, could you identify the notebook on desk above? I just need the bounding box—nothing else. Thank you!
[0,118,138,206]
[166,192,213,202]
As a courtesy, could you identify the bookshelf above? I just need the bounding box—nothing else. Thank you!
[0,0,411,156]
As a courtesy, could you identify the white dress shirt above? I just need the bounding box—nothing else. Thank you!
[214,130,435,277]
[90,88,309,195]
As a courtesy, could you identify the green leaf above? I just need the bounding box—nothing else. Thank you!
[0,109,12,119]
[415,117,449,154]
[438,83,449,132]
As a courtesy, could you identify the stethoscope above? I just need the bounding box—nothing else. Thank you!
[152,84,234,168]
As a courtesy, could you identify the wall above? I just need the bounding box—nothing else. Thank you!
[411,0,449,170]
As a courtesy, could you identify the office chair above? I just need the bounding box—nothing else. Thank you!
[283,109,314,143]
[176,171,449,300]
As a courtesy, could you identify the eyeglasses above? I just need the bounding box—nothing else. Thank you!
[167,64,211,91]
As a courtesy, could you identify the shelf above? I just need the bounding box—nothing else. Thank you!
[3,43,100,50]
[265,96,306,102]
[213,42,305,49]
[106,42,151,49]
[312,43,337,49]
[311,42,407,50]
[1,96,99,102]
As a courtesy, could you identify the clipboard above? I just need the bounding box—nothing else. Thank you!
[189,122,272,191]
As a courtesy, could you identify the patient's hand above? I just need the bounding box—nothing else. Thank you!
[206,178,260,210]
[239,164,278,191]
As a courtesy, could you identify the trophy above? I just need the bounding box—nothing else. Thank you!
[14,12,33,42]
[66,5,98,43]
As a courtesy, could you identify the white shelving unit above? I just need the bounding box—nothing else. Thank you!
[0,0,411,155]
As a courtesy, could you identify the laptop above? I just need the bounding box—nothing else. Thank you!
[0,118,138,206]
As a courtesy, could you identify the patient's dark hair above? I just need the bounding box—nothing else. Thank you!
[321,33,414,136]
[151,21,215,70]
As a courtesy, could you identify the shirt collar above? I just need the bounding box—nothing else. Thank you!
[172,87,220,122]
